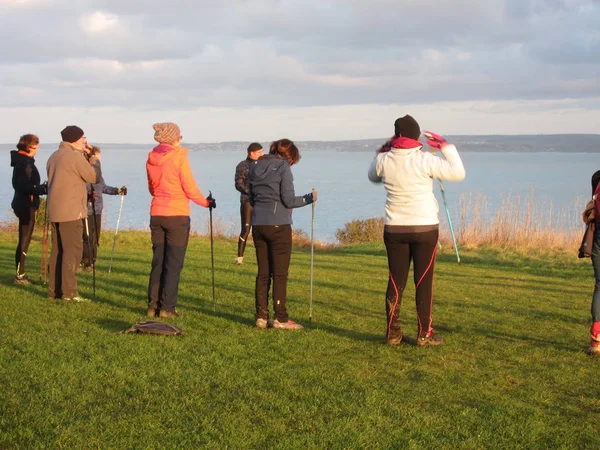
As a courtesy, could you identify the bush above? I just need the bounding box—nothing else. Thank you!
[335,217,384,245]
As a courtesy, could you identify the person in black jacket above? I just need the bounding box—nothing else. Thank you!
[10,134,47,284]
[249,138,317,330]
[234,142,264,265]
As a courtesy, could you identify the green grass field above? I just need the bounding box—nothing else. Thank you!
[1,231,599,449]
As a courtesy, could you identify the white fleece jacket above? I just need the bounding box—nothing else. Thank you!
[368,144,466,226]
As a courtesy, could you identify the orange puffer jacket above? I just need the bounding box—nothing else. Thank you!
[146,144,209,216]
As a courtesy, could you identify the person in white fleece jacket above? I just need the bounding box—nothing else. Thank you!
[368,115,465,346]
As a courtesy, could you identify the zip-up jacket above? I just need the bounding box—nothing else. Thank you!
[46,142,97,222]
[235,156,254,204]
[10,150,45,211]
[146,144,209,217]
[249,154,312,226]
[87,156,119,215]
[368,143,465,226]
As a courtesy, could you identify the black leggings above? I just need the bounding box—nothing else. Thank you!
[14,207,36,276]
[253,224,292,322]
[238,202,253,257]
[383,229,439,339]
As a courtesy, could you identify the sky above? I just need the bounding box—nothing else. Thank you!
[0,0,599,143]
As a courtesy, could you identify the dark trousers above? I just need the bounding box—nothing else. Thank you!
[237,202,253,257]
[148,216,191,312]
[383,229,439,339]
[253,224,292,322]
[13,207,36,276]
[82,213,102,267]
[49,220,83,299]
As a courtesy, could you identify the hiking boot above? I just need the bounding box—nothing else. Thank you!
[255,318,274,329]
[159,309,180,319]
[386,333,403,346]
[272,319,304,330]
[147,308,158,318]
[63,296,91,303]
[417,330,444,346]
[236,257,244,265]
[14,275,32,285]
[587,334,600,356]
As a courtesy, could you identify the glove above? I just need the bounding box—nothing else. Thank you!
[303,192,316,205]
[423,130,448,150]
[118,186,127,196]
[38,181,48,195]
[207,194,216,209]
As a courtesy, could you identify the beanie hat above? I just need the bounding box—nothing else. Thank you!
[592,170,600,195]
[153,122,181,145]
[394,115,420,140]
[61,125,84,143]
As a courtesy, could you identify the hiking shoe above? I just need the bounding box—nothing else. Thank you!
[255,318,274,329]
[147,308,158,318]
[272,319,304,330]
[587,334,600,356]
[63,296,91,303]
[386,335,403,346]
[417,330,444,346]
[159,309,180,319]
[14,275,32,285]
[236,257,244,265]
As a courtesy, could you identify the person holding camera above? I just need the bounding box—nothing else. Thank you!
[10,134,47,285]
[46,126,96,301]
[81,145,127,271]
[368,115,465,346]
[146,123,215,318]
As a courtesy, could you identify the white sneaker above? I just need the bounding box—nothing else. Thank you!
[236,257,243,265]
[255,318,273,329]
[272,319,304,330]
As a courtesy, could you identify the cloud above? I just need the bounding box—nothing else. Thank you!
[0,0,598,140]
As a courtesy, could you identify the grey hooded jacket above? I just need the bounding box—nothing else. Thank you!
[249,154,312,226]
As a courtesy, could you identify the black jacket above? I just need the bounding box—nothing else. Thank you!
[11,150,46,210]
[235,157,254,204]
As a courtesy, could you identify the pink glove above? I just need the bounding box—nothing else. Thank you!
[423,130,448,150]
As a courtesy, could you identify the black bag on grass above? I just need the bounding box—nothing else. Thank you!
[121,321,183,336]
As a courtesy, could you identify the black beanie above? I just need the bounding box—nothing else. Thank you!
[394,115,420,139]
[61,125,84,143]
[592,170,600,195]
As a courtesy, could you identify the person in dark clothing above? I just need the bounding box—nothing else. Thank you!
[249,138,317,330]
[81,145,127,271]
[10,134,47,284]
[234,142,264,265]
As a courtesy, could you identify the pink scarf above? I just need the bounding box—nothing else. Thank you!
[377,136,422,153]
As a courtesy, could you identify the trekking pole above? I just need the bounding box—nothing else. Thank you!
[84,217,96,300]
[108,194,125,274]
[39,199,49,283]
[208,191,216,312]
[437,179,461,264]
[309,188,315,323]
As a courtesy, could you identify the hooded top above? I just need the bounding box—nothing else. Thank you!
[249,154,312,226]
[234,156,254,204]
[10,150,46,211]
[87,156,119,215]
[146,144,209,216]
[368,139,466,226]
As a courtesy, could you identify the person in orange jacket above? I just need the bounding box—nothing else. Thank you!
[146,122,216,318]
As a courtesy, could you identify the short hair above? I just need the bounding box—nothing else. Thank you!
[247,142,263,154]
[592,170,600,195]
[16,134,40,152]
[269,138,301,166]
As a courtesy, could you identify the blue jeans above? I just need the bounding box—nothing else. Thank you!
[592,230,600,323]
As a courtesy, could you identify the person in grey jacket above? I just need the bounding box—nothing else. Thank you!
[249,138,317,330]
[81,145,127,271]
[46,126,96,302]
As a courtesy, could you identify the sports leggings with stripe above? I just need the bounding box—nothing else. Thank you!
[383,228,439,339]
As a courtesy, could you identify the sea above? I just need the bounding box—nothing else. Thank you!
[2,134,599,243]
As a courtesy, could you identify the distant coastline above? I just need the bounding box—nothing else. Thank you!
[1,134,600,152]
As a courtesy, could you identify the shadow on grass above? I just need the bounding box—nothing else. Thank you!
[95,317,134,332]
[472,326,578,352]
